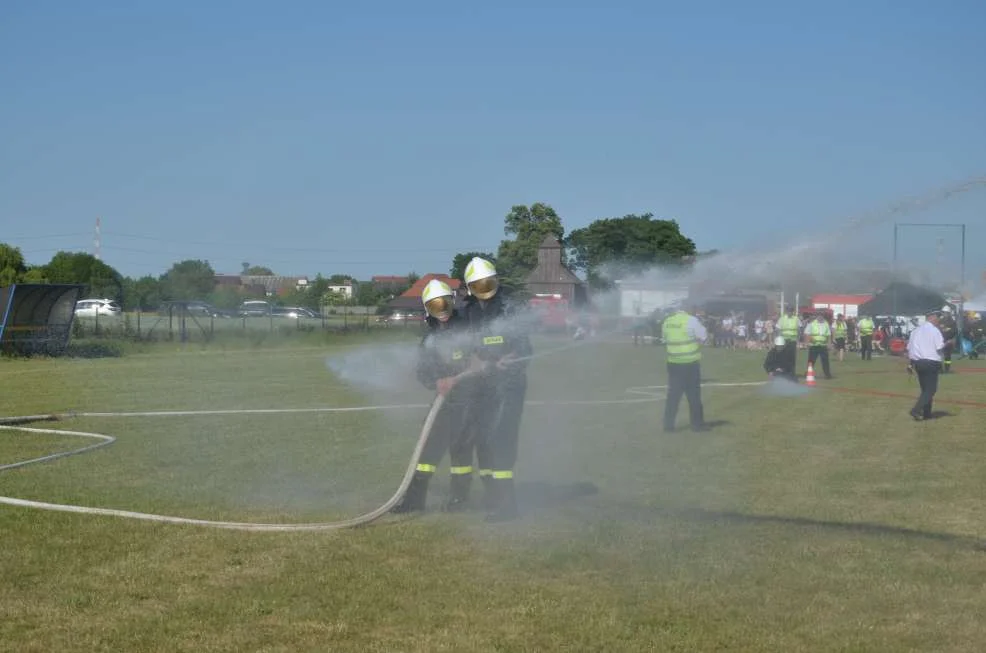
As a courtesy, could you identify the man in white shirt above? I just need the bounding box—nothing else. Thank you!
[906,312,946,421]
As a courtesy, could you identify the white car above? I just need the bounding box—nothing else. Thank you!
[75,298,123,319]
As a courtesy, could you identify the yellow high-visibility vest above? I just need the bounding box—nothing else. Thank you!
[858,318,874,336]
[778,315,799,339]
[834,322,847,338]
[662,312,701,364]
[807,321,831,346]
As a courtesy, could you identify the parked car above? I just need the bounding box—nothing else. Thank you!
[273,306,320,319]
[184,301,236,318]
[75,298,122,319]
[237,300,272,317]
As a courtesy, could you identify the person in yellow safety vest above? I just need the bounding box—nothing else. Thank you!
[661,306,710,432]
[833,314,849,362]
[777,306,800,378]
[805,312,834,379]
[858,314,876,361]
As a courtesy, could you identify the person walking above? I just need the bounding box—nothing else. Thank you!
[661,305,710,432]
[858,314,875,360]
[805,312,834,379]
[833,314,849,362]
[907,311,946,421]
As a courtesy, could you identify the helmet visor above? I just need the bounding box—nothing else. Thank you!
[424,296,453,320]
[467,276,498,300]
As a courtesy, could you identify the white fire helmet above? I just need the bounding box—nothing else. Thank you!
[464,257,498,300]
[421,279,454,321]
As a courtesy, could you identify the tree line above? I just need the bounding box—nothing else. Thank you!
[1,203,701,311]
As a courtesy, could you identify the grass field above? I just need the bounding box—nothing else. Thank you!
[2,336,985,652]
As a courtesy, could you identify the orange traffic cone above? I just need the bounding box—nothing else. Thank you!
[805,362,816,386]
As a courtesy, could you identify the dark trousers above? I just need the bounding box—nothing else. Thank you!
[860,335,873,360]
[911,359,941,418]
[783,340,798,374]
[418,379,492,471]
[472,374,527,474]
[664,362,704,430]
[943,342,954,371]
[807,346,832,378]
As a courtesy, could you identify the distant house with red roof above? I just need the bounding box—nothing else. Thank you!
[387,274,462,312]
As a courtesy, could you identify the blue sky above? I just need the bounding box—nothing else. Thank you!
[2,0,984,287]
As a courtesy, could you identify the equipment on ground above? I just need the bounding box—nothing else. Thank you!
[0,284,84,356]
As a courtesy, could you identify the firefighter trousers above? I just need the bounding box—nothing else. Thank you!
[479,374,528,475]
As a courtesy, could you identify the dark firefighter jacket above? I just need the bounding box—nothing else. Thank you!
[939,314,958,342]
[763,347,792,376]
[416,312,471,391]
[462,292,533,379]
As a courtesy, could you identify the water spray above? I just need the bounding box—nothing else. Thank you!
[2,175,984,530]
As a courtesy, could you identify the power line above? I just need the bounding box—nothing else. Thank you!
[99,245,437,267]
[101,230,492,254]
[6,232,90,240]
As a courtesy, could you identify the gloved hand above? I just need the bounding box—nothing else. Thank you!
[436,377,457,396]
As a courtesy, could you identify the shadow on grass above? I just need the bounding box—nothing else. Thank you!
[578,500,986,552]
[679,506,986,551]
[517,481,600,509]
[512,483,986,551]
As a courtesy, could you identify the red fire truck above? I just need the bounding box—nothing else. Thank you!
[527,294,571,331]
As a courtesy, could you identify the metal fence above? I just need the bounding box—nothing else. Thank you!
[71,306,426,342]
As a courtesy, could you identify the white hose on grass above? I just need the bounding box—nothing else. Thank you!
[0,383,763,531]
[0,396,447,532]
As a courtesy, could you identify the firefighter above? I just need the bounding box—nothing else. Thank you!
[462,256,533,522]
[392,279,482,513]
[777,306,800,375]
[833,313,849,362]
[805,311,834,379]
[661,303,710,432]
[939,306,958,373]
[858,314,875,360]
[764,335,796,381]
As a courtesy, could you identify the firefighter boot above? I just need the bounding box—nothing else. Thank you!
[480,474,496,512]
[391,472,431,513]
[484,477,520,523]
[443,474,472,512]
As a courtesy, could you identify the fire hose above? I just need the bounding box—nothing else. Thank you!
[0,340,679,531]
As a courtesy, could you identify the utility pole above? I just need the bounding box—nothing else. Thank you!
[93,217,102,261]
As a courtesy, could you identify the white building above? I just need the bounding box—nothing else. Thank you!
[810,294,874,318]
[614,280,689,318]
[327,281,354,299]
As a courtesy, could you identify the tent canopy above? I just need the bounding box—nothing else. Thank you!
[857,282,948,317]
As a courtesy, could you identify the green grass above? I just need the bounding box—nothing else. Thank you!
[2,338,986,652]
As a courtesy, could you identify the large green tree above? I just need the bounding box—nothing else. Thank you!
[122,275,164,311]
[495,203,565,291]
[566,213,697,287]
[243,264,276,276]
[0,243,28,286]
[44,251,124,299]
[160,259,216,301]
[450,251,496,281]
